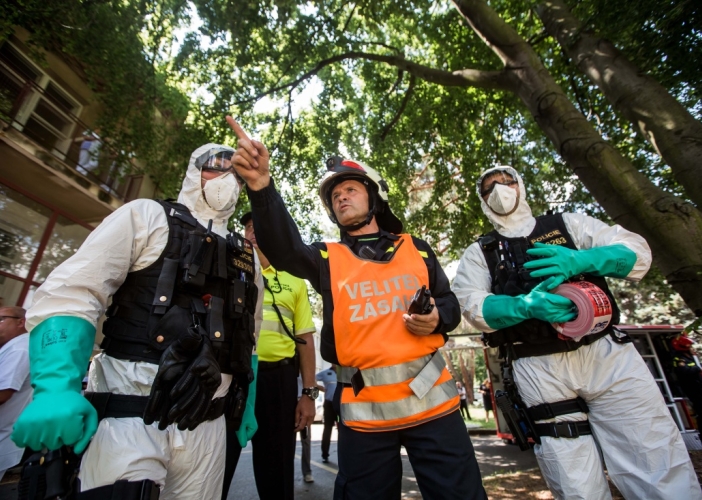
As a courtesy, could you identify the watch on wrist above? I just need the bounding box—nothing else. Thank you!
[302,387,319,400]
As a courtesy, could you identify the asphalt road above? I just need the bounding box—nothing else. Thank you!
[0,423,537,499]
[226,424,538,499]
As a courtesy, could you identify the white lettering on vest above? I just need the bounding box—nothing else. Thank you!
[349,304,363,322]
[359,281,373,298]
[364,300,378,319]
[344,283,359,300]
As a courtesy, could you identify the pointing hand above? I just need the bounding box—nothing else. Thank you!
[226,116,271,191]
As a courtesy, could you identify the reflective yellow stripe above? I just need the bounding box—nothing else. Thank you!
[320,249,328,259]
[263,304,293,320]
[385,246,395,253]
[261,320,288,335]
[418,251,428,258]
[341,379,458,422]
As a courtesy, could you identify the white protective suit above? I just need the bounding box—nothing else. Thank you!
[27,144,264,499]
[453,166,701,500]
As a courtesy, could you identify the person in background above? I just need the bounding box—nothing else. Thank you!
[223,212,316,500]
[671,335,702,421]
[75,129,101,175]
[0,307,30,481]
[479,380,492,423]
[456,381,472,420]
[315,366,338,463]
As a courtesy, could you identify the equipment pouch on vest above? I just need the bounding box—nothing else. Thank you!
[229,282,257,374]
[225,375,249,430]
[182,226,217,287]
[149,305,192,350]
[18,446,81,500]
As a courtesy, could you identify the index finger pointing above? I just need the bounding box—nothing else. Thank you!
[226,115,250,141]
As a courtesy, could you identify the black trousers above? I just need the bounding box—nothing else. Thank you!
[321,399,338,460]
[334,410,487,500]
[253,362,299,500]
[222,418,243,500]
[221,362,298,500]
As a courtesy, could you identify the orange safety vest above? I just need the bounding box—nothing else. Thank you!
[327,234,459,432]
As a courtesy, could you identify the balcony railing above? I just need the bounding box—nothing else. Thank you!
[0,43,142,203]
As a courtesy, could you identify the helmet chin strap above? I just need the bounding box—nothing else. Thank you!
[335,195,378,233]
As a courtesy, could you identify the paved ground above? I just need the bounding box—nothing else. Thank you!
[0,423,536,499]
[226,424,537,499]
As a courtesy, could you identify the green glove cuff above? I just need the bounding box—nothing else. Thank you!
[482,294,529,330]
[29,316,96,394]
[581,244,637,278]
[236,354,258,447]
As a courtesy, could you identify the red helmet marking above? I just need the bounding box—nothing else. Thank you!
[340,160,366,172]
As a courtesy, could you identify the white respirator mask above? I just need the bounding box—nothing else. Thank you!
[202,173,240,211]
[486,183,520,216]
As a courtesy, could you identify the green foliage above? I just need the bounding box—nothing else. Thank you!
[1,0,208,197]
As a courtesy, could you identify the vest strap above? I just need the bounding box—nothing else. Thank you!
[151,257,179,315]
[84,391,227,422]
[533,420,592,439]
[509,329,610,360]
[526,396,589,421]
[78,479,160,500]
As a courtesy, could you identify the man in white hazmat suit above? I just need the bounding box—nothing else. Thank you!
[11,144,264,499]
[453,165,701,500]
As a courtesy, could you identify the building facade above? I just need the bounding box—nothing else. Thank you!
[0,28,158,308]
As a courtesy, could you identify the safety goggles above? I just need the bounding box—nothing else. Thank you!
[194,147,235,171]
[480,179,518,198]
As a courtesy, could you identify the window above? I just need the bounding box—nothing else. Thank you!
[0,42,81,158]
[0,182,92,307]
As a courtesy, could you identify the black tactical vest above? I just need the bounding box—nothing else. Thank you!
[479,213,620,349]
[100,200,258,375]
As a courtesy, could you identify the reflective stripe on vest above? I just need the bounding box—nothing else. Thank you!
[340,352,446,400]
[341,378,458,429]
[328,235,459,432]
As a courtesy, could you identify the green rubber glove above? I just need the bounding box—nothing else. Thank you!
[483,279,577,330]
[12,316,98,453]
[236,355,258,447]
[524,243,637,288]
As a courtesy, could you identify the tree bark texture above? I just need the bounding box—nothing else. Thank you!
[536,0,702,209]
[452,0,702,316]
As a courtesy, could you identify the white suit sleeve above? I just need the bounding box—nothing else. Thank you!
[26,200,169,331]
[452,242,495,333]
[562,213,652,281]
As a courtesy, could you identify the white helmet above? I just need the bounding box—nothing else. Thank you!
[319,156,403,233]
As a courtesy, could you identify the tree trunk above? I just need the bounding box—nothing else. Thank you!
[536,0,702,208]
[452,0,702,316]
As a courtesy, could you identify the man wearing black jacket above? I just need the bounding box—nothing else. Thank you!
[226,116,485,500]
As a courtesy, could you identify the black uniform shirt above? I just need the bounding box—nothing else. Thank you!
[248,180,461,364]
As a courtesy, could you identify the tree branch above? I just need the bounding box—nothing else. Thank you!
[235,51,511,105]
[380,74,416,141]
